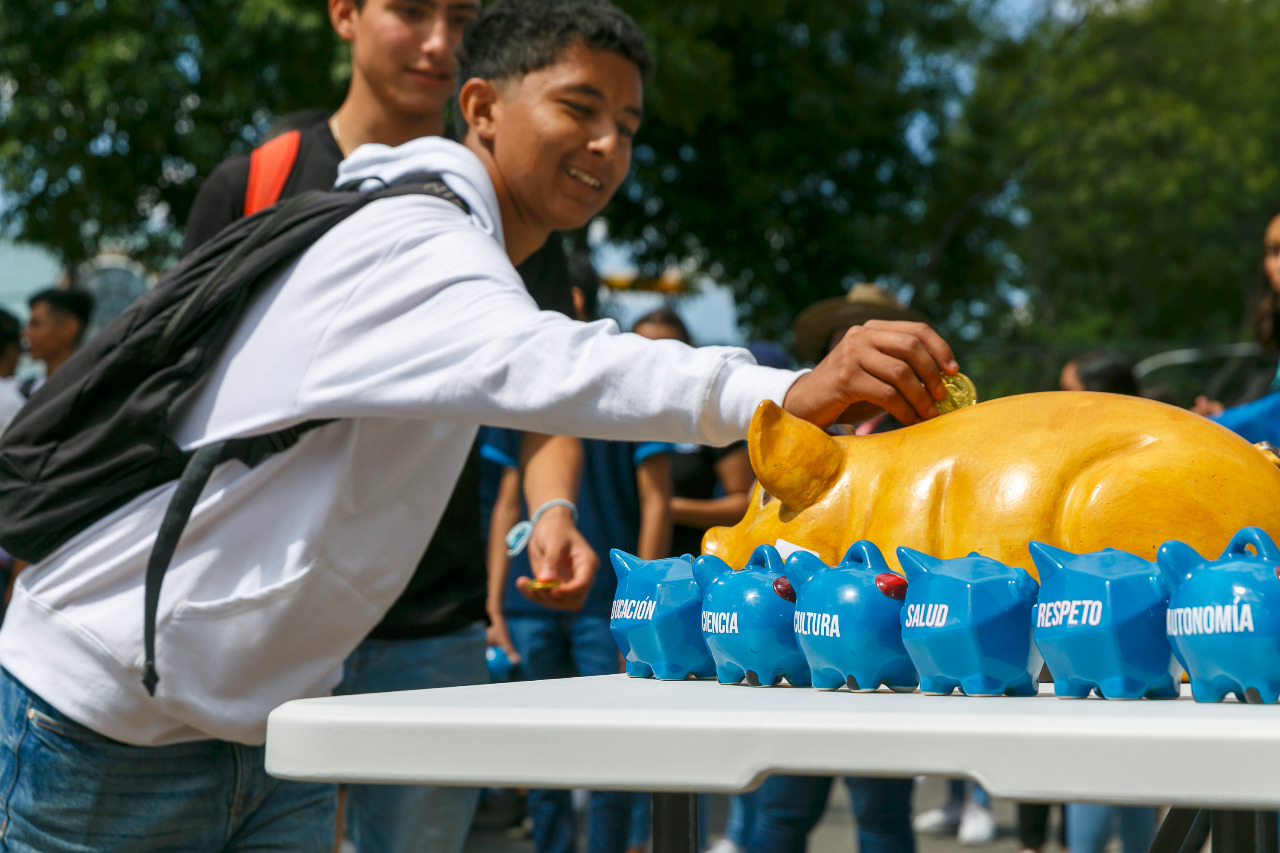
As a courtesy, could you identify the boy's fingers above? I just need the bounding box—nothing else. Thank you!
[859,322,955,402]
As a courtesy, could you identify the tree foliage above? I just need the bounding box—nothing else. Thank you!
[0,0,343,267]
[938,0,1280,349]
[5,0,1280,384]
[610,0,985,340]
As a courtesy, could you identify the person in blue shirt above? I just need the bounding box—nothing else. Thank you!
[482,254,673,853]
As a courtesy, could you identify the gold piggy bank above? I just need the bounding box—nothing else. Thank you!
[703,393,1280,580]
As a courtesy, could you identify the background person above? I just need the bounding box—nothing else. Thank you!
[630,307,756,560]
[484,257,673,853]
[21,288,93,395]
[0,309,26,433]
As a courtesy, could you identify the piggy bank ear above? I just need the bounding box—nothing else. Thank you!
[1013,566,1040,599]
[784,551,826,591]
[1157,540,1204,591]
[1028,542,1071,582]
[692,554,733,594]
[610,549,645,583]
[748,401,844,512]
[748,543,786,576]
[677,553,695,564]
[896,547,938,583]
[1221,527,1280,562]
[842,540,889,572]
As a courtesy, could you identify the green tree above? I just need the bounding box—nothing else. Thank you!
[612,0,986,340]
[937,0,1280,350]
[2,0,988,339]
[0,0,343,268]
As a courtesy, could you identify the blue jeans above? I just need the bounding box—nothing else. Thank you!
[724,791,759,846]
[746,775,915,853]
[507,613,635,853]
[0,668,335,852]
[1066,804,1157,853]
[334,622,488,853]
[948,779,991,808]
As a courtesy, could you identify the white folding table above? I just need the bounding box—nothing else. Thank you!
[265,675,1280,853]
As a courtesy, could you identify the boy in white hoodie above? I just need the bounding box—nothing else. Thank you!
[0,1,957,850]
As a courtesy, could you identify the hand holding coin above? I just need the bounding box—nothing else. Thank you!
[936,372,978,415]
[524,579,562,591]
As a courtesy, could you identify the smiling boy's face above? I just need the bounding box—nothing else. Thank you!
[465,42,644,241]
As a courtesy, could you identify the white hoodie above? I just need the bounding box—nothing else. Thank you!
[0,138,799,746]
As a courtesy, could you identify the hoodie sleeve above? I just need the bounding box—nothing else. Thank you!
[292,196,799,447]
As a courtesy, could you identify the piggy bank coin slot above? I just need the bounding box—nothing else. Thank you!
[773,577,796,602]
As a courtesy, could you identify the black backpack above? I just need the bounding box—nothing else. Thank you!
[0,173,468,694]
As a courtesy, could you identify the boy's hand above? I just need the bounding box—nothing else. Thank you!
[517,505,598,611]
[783,320,958,429]
[485,603,522,666]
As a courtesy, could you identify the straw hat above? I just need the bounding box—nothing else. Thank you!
[791,283,927,363]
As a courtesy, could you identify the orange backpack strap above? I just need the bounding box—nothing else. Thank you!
[243,129,302,216]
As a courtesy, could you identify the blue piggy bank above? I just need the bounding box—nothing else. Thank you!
[898,548,1041,696]
[1029,543,1179,700]
[784,541,918,692]
[610,551,715,680]
[1158,527,1280,704]
[693,545,811,687]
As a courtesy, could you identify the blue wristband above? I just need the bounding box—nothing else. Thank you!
[505,499,578,557]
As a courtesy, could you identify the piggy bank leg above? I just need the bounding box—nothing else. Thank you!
[783,668,812,688]
[879,662,920,694]
[845,672,879,693]
[1240,683,1280,705]
[1053,678,1093,699]
[652,661,692,681]
[810,667,844,691]
[716,662,746,685]
[625,660,654,678]
[1003,672,1039,697]
[960,674,1007,697]
[1097,677,1146,701]
[745,669,783,687]
[1189,676,1231,703]
[919,675,958,696]
[1142,676,1180,700]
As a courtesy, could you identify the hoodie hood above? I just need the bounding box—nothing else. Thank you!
[336,137,504,248]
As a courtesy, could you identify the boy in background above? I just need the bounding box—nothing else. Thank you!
[484,255,673,853]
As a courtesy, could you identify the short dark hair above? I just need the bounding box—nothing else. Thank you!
[566,251,599,321]
[459,0,654,87]
[0,309,20,355]
[633,306,690,345]
[1072,351,1138,396]
[30,288,95,339]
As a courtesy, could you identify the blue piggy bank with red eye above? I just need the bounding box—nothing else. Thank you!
[784,541,918,693]
[610,551,715,680]
[1029,543,1179,700]
[693,545,811,687]
[1158,527,1280,704]
[898,548,1042,697]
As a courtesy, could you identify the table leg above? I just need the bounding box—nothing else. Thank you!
[1210,810,1279,853]
[652,792,698,853]
[1150,808,1209,853]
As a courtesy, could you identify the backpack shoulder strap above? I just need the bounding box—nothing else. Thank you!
[138,173,468,697]
[244,130,302,216]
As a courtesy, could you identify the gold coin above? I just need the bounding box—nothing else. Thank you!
[936,372,977,415]
[525,579,562,591]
